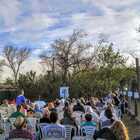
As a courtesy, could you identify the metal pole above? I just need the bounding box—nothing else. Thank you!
[135,58,140,117]
[52,57,55,81]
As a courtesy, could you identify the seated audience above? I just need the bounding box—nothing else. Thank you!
[43,111,66,138]
[94,120,129,140]
[81,113,97,137]
[40,107,51,123]
[10,105,25,118]
[9,116,33,140]
[73,99,85,113]
[27,109,35,117]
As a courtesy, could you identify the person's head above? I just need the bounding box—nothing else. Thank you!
[43,107,50,118]
[55,99,60,107]
[14,116,27,129]
[77,99,81,106]
[112,121,129,140]
[48,102,54,110]
[17,105,23,112]
[2,99,8,105]
[27,109,35,117]
[80,97,85,105]
[64,101,69,108]
[20,89,24,96]
[105,107,114,122]
[85,113,92,122]
[50,111,58,123]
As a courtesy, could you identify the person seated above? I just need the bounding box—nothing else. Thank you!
[61,101,76,126]
[9,104,25,118]
[9,116,33,140]
[73,99,85,113]
[80,113,97,137]
[48,102,56,112]
[42,111,66,138]
[27,109,35,118]
[61,102,77,138]
[99,106,115,129]
[0,99,9,107]
[81,103,99,125]
[94,120,129,140]
[40,107,51,123]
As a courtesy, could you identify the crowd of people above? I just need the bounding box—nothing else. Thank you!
[0,91,132,140]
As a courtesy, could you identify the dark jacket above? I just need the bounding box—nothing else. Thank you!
[94,128,117,140]
[73,103,85,113]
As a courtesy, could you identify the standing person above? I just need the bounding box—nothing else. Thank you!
[16,90,26,106]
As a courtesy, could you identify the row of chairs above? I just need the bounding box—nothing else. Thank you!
[6,138,106,140]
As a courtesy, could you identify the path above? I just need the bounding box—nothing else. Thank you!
[123,114,140,140]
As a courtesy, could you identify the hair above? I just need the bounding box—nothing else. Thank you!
[105,107,114,123]
[48,102,54,110]
[50,111,58,123]
[112,121,129,140]
[14,116,26,129]
[2,99,8,104]
[27,109,35,113]
[43,107,50,118]
[65,101,69,107]
[85,113,92,122]
[17,105,22,112]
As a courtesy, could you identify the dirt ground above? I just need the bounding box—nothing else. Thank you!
[123,114,140,140]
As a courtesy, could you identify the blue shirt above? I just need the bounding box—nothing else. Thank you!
[43,124,66,138]
[16,95,26,106]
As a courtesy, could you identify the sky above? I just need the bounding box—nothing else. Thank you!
[0,0,140,79]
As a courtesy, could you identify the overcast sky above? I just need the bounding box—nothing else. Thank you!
[0,0,140,79]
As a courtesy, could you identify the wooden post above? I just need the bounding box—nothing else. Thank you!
[135,58,140,117]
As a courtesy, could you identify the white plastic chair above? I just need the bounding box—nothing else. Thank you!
[96,139,107,140]
[9,138,30,140]
[27,117,37,132]
[100,120,112,129]
[72,111,83,126]
[42,138,65,140]
[64,125,76,140]
[72,136,93,140]
[81,126,96,137]
[9,118,16,129]
[0,134,5,140]
[37,123,48,139]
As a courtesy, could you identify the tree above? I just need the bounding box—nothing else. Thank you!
[3,45,31,86]
[94,42,127,92]
[40,30,95,84]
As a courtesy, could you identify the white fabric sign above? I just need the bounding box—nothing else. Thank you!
[134,92,139,99]
[128,91,132,97]
[60,86,69,98]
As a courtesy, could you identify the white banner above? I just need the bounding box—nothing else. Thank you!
[128,91,132,97]
[60,86,69,98]
[123,91,127,96]
[134,92,139,99]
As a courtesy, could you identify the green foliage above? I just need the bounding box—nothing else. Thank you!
[3,39,136,99]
